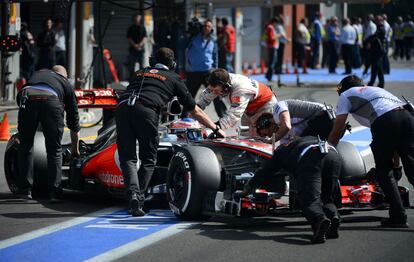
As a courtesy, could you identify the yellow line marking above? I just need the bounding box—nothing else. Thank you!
[81,135,97,141]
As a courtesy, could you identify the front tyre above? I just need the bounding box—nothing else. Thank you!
[167,146,221,220]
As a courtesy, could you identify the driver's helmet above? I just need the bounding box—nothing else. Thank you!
[168,118,203,141]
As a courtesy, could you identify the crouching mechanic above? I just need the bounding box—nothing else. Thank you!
[116,48,225,217]
[197,68,277,136]
[255,99,335,144]
[237,136,342,244]
[328,75,414,228]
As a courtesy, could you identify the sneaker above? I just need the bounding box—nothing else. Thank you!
[15,189,32,200]
[129,193,145,217]
[380,216,409,228]
[311,218,331,244]
[326,216,340,239]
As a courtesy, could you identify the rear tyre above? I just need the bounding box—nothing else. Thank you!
[4,133,49,196]
[167,146,221,220]
[336,141,367,185]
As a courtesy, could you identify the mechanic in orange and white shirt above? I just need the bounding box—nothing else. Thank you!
[197,68,277,136]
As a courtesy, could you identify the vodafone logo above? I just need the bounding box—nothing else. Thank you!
[149,69,159,74]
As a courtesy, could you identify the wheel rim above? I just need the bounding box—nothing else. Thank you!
[168,159,191,213]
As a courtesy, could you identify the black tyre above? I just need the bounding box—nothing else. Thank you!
[336,141,367,185]
[4,133,49,196]
[166,146,221,220]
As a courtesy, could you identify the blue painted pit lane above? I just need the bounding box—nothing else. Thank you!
[0,127,373,261]
[0,210,180,262]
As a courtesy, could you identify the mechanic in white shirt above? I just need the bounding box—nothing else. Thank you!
[340,18,357,74]
[255,99,335,145]
[328,75,414,228]
[362,14,377,75]
[197,68,277,136]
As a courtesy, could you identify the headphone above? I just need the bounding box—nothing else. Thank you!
[255,113,273,134]
[149,55,177,71]
[206,75,232,94]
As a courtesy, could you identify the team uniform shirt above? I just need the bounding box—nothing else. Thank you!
[384,20,393,43]
[336,86,405,127]
[54,29,66,52]
[20,69,80,132]
[341,24,357,45]
[119,64,196,111]
[276,24,287,44]
[403,21,414,38]
[354,24,363,46]
[265,23,279,49]
[394,23,404,40]
[273,100,327,143]
[363,21,377,41]
[197,73,277,130]
[297,23,311,45]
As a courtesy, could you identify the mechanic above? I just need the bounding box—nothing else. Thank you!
[328,75,414,228]
[255,99,335,144]
[116,47,225,217]
[197,68,277,136]
[16,65,80,202]
[237,136,342,244]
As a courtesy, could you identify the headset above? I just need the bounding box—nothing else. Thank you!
[149,55,177,71]
[206,74,232,94]
[255,113,273,135]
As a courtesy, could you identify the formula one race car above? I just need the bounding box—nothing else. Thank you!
[4,88,410,220]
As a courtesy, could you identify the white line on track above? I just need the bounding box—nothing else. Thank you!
[0,206,122,249]
[85,222,196,262]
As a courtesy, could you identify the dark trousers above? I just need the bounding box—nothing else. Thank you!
[382,43,390,74]
[186,71,226,118]
[371,109,414,219]
[296,42,305,68]
[368,56,384,88]
[275,42,285,74]
[404,37,413,60]
[352,44,361,68]
[17,98,64,193]
[128,50,144,80]
[265,47,277,81]
[328,41,338,73]
[55,51,66,68]
[301,112,334,140]
[116,103,160,198]
[394,39,404,60]
[342,44,353,74]
[310,39,320,69]
[297,150,341,224]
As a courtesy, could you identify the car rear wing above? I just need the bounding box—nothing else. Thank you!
[75,88,118,109]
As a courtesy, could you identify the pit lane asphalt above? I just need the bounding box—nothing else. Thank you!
[1,81,414,262]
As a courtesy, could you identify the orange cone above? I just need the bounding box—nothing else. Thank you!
[260,59,266,74]
[252,60,258,75]
[0,113,11,141]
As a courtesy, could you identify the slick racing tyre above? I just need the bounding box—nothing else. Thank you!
[4,133,49,196]
[336,141,367,185]
[167,146,221,220]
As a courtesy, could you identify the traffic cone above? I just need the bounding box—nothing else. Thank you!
[284,60,291,74]
[0,113,11,141]
[252,60,258,75]
[242,60,249,75]
[260,59,266,74]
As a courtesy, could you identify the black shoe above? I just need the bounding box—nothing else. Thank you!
[129,193,145,217]
[15,189,32,200]
[380,216,409,228]
[326,216,340,239]
[311,218,331,244]
[49,190,63,203]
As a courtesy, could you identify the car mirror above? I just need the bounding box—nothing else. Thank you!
[237,126,249,138]
[167,97,183,116]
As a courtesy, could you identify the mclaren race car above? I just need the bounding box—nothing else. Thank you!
[4,88,410,220]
